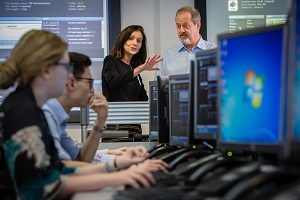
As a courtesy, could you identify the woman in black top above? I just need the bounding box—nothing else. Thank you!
[102,25,163,135]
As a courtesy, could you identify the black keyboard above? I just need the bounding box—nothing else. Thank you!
[124,171,187,191]
[196,161,260,196]
[152,171,186,186]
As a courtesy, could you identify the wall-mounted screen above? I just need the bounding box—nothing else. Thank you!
[0,0,108,80]
[195,0,291,44]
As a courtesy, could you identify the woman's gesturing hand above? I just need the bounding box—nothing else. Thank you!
[141,55,163,71]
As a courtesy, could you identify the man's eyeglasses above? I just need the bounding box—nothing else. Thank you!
[55,62,74,73]
[75,77,94,89]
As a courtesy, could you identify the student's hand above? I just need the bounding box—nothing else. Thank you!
[110,164,155,189]
[108,147,128,156]
[89,93,108,126]
[137,159,169,174]
[141,55,163,71]
[115,146,149,169]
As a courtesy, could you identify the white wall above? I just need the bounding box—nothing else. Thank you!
[120,0,193,134]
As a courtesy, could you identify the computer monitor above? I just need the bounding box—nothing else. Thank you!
[169,74,190,147]
[193,49,218,144]
[218,24,288,156]
[149,80,159,141]
[287,0,300,162]
[157,76,170,144]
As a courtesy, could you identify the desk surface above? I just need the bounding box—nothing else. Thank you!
[72,187,123,200]
[96,141,158,150]
[72,141,158,199]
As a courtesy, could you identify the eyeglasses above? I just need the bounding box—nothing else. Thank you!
[75,77,94,89]
[55,62,74,73]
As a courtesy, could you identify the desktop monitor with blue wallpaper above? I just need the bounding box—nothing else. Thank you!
[218,24,288,154]
[293,0,300,141]
[288,0,300,162]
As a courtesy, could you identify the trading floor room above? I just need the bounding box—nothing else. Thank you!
[1,0,300,199]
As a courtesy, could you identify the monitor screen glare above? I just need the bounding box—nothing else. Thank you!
[219,25,286,151]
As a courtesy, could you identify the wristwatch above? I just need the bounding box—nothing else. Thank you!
[93,125,107,137]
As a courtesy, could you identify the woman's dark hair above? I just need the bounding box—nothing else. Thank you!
[109,25,147,68]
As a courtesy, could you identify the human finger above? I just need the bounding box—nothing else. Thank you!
[135,173,152,188]
[130,146,147,156]
[144,159,169,173]
[126,177,141,189]
[150,67,160,71]
[119,147,128,152]
[90,99,108,109]
[89,94,107,106]
[126,166,153,189]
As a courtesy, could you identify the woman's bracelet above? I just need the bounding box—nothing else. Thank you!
[105,162,111,173]
[114,158,120,171]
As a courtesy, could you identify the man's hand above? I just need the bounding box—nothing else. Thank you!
[108,147,128,156]
[89,93,108,127]
[115,145,149,169]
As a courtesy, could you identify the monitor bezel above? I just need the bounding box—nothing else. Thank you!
[287,0,300,162]
[193,48,218,141]
[149,80,159,141]
[217,24,288,155]
[157,76,170,144]
[168,73,190,147]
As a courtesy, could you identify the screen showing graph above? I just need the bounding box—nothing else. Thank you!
[0,0,107,64]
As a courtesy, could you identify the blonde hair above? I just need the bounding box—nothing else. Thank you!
[0,30,68,89]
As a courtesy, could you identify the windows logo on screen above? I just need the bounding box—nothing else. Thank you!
[243,70,264,108]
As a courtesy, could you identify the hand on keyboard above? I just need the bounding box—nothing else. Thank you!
[123,159,168,190]
[137,159,169,174]
[115,146,150,169]
[113,164,156,189]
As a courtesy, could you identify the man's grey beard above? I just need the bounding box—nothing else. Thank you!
[180,37,191,45]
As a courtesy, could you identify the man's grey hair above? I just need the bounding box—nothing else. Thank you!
[175,6,201,24]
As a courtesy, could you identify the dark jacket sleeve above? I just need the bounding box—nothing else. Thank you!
[137,75,148,101]
[102,55,135,89]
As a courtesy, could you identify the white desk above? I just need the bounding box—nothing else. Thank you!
[96,141,158,150]
[72,141,158,199]
[72,187,123,200]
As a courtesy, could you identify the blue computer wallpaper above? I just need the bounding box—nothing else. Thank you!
[294,4,300,139]
[220,29,284,144]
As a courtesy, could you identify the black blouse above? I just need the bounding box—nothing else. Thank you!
[102,55,148,102]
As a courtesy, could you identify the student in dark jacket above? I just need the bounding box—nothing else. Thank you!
[102,25,162,135]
